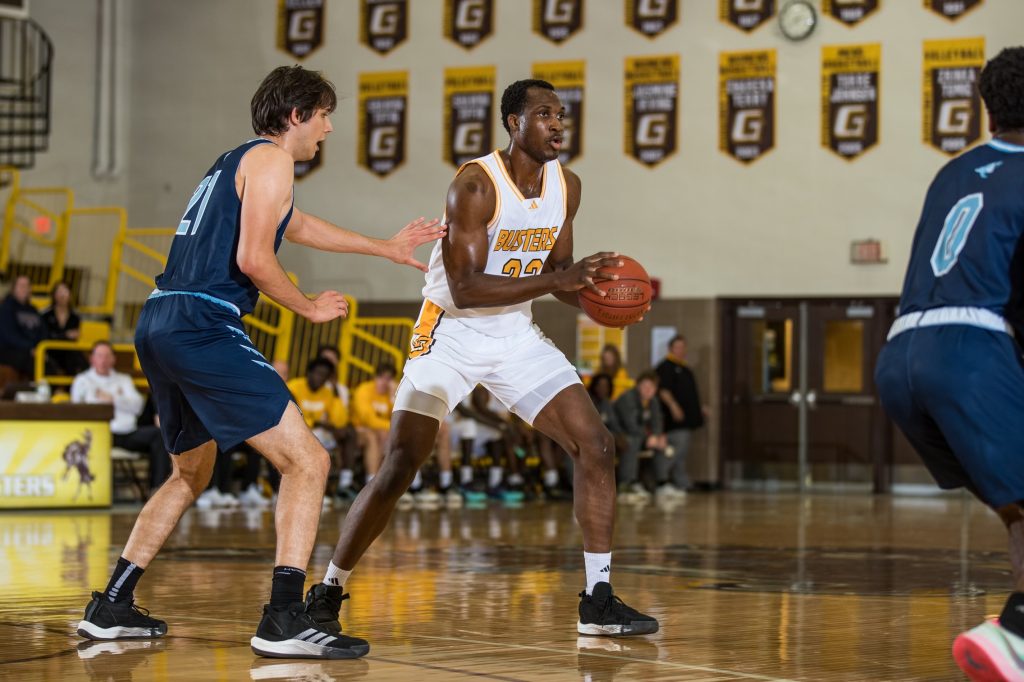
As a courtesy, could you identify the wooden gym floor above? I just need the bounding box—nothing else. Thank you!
[0,492,1008,681]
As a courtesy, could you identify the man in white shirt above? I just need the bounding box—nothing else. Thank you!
[71,341,170,490]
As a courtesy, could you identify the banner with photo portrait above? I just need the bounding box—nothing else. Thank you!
[532,60,585,165]
[277,0,325,59]
[719,0,775,33]
[719,49,776,164]
[923,37,985,155]
[925,0,982,20]
[623,55,679,167]
[821,44,880,160]
[361,0,408,55]
[822,0,879,26]
[445,0,494,49]
[443,66,495,168]
[358,71,407,177]
[626,0,678,38]
[533,0,584,44]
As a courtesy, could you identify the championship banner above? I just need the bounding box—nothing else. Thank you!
[277,0,325,59]
[533,0,584,44]
[0,421,112,509]
[923,37,985,155]
[358,71,407,177]
[532,60,585,164]
[444,66,495,168]
[623,55,679,167]
[925,0,982,20]
[719,50,776,164]
[445,0,494,49]
[294,144,322,180]
[719,0,775,32]
[822,0,879,26]
[821,44,880,160]
[626,0,678,38]
[361,0,408,55]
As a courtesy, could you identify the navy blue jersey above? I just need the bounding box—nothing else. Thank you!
[898,139,1024,328]
[155,139,293,316]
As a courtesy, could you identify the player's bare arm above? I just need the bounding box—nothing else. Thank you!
[443,165,621,309]
[236,143,346,323]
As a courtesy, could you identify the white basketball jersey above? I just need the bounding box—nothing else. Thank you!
[421,150,568,337]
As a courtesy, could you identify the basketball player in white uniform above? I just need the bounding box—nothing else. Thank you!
[305,80,659,640]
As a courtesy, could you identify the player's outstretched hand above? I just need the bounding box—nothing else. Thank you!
[308,290,349,323]
[556,252,621,295]
[387,217,446,272]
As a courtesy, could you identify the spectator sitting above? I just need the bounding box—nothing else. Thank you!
[613,371,668,504]
[71,341,170,491]
[41,281,87,377]
[597,343,635,400]
[316,344,351,406]
[0,275,44,379]
[350,363,396,486]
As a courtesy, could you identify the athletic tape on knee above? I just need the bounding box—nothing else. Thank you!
[393,378,449,422]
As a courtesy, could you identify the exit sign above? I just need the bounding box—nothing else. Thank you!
[850,239,887,264]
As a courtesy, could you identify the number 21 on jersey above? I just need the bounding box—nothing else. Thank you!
[930,192,983,277]
[176,170,222,236]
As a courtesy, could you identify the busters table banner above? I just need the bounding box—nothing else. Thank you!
[626,0,678,38]
[624,55,679,167]
[445,0,494,49]
[277,0,325,59]
[358,71,407,177]
[444,66,495,168]
[532,60,585,164]
[719,0,775,32]
[821,44,880,160]
[0,421,112,509]
[719,49,776,164]
[361,0,408,55]
[923,37,985,156]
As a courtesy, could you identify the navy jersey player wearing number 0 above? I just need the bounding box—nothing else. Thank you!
[875,47,1024,682]
[74,66,444,659]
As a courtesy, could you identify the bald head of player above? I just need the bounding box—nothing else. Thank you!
[500,79,565,164]
[980,47,1024,139]
[250,65,337,162]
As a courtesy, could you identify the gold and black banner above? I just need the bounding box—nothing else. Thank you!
[295,144,323,180]
[822,0,879,26]
[358,71,407,177]
[444,66,495,168]
[623,55,679,167]
[532,61,585,164]
[277,0,325,59]
[444,0,494,49]
[361,0,408,55]
[719,50,776,164]
[923,37,985,156]
[533,0,584,44]
[925,0,983,20]
[719,0,775,32]
[821,44,880,160]
[626,0,678,38]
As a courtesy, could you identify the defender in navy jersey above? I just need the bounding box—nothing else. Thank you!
[874,48,1024,681]
[75,66,443,660]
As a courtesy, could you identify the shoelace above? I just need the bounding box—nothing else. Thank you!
[128,601,152,618]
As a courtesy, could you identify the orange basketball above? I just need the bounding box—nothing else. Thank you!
[577,256,652,327]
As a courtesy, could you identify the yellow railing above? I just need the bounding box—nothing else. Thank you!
[337,296,413,389]
[35,340,146,388]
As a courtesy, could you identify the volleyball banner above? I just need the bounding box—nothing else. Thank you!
[277,0,325,59]
[822,44,880,160]
[719,49,776,164]
[361,0,408,55]
[823,0,878,25]
[533,0,584,44]
[0,422,111,509]
[923,37,985,155]
[532,60,585,164]
[719,0,775,32]
[444,66,495,168]
[444,0,494,49]
[624,55,679,167]
[925,0,982,19]
[626,0,678,38]
[358,71,408,177]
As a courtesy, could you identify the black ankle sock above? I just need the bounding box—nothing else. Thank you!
[1000,592,1024,637]
[270,566,306,607]
[103,556,144,603]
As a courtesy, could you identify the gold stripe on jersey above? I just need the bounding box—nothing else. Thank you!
[491,150,547,203]
[409,299,445,358]
[556,162,568,219]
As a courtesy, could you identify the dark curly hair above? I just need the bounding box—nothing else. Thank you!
[500,79,555,134]
[979,47,1024,132]
[251,66,337,136]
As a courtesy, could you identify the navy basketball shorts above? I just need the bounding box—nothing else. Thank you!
[875,324,1024,508]
[134,293,292,454]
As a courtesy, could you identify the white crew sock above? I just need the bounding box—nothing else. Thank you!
[410,470,423,491]
[488,466,503,489]
[323,561,351,588]
[543,469,559,488]
[439,469,454,489]
[460,465,474,485]
[584,552,611,595]
[338,469,353,490]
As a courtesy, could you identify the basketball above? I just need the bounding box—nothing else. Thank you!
[578,255,652,327]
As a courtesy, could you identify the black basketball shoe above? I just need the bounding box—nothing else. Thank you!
[77,592,168,640]
[577,582,659,636]
[304,583,349,634]
[250,600,369,659]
